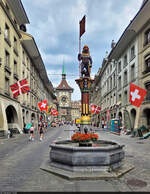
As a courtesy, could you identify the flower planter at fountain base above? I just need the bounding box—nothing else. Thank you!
[79,141,93,147]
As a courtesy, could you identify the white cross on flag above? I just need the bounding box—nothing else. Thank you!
[38,100,47,111]
[90,105,101,114]
[90,105,97,114]
[129,83,147,107]
[95,106,101,114]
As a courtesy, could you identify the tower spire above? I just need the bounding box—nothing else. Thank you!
[62,63,66,80]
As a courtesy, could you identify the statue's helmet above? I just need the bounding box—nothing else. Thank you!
[83,45,89,49]
[83,45,89,54]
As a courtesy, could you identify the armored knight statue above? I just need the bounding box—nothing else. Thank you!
[78,45,92,77]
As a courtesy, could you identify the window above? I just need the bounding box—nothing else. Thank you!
[4,23,10,40]
[124,54,128,67]
[14,37,18,51]
[118,76,121,90]
[110,76,112,90]
[131,64,135,81]
[124,91,128,104]
[14,60,17,73]
[124,71,128,86]
[107,67,109,75]
[145,82,150,101]
[130,46,135,60]
[119,94,122,101]
[5,77,9,93]
[118,61,121,73]
[107,80,109,91]
[144,29,150,46]
[23,50,25,64]
[144,55,150,74]
[22,71,25,78]
[110,64,112,72]
[27,57,29,68]
[113,93,115,104]
[5,50,10,67]
[113,73,116,87]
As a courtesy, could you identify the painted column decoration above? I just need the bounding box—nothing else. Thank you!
[76,45,94,133]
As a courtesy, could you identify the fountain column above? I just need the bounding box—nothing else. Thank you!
[75,77,94,133]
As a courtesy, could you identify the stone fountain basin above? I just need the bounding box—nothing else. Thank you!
[49,140,125,172]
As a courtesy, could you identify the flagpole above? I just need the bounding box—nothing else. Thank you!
[79,26,81,77]
[79,15,85,78]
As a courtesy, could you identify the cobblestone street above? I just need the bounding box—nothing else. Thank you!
[0,125,150,192]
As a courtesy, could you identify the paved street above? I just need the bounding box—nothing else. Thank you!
[0,125,150,192]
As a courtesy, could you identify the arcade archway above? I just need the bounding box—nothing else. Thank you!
[5,105,18,125]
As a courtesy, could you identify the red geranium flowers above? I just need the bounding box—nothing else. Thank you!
[71,133,99,142]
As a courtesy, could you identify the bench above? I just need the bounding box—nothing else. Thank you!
[137,125,150,139]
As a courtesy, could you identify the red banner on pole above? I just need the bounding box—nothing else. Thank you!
[107,109,110,121]
[80,15,86,37]
[51,108,58,116]
[95,106,101,114]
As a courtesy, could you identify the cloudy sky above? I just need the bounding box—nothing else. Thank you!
[22,0,143,101]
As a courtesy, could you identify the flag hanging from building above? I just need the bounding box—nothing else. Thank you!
[90,105,101,114]
[107,109,110,121]
[90,104,97,114]
[79,15,86,37]
[46,105,52,114]
[95,106,101,114]
[10,79,30,98]
[38,100,47,111]
[51,108,58,116]
[129,83,147,107]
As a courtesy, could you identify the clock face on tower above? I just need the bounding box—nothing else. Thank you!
[61,95,68,104]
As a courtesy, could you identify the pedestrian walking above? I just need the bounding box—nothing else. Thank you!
[29,123,35,141]
[43,120,47,132]
[38,121,45,141]
[102,118,104,129]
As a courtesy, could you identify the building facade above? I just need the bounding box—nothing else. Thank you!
[0,0,56,136]
[91,0,150,131]
[71,100,81,122]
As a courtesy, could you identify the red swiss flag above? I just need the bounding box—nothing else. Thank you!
[38,100,47,111]
[129,83,147,107]
[90,105,97,114]
[51,108,58,116]
[95,106,101,114]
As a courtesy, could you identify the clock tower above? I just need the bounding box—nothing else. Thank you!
[55,65,73,121]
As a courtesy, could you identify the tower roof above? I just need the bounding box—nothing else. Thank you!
[56,79,73,91]
[56,65,73,92]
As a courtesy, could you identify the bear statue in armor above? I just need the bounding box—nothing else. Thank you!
[78,45,92,77]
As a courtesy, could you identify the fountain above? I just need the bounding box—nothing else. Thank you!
[40,45,134,180]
